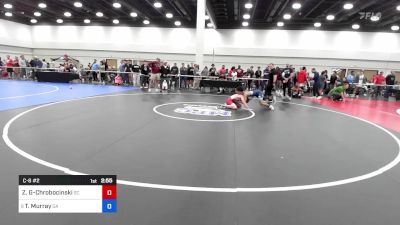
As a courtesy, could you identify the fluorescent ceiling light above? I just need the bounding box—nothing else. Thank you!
[113,19,119,24]
[205,15,210,20]
[143,19,150,25]
[130,12,138,17]
[292,2,301,9]
[5,12,12,17]
[242,21,249,27]
[343,3,353,10]
[207,22,214,28]
[56,19,63,24]
[352,24,360,30]
[154,2,162,8]
[283,14,291,20]
[113,2,121,8]
[245,3,253,9]
[175,21,181,26]
[34,12,41,17]
[391,25,399,31]
[277,21,284,27]
[166,13,173,18]
[38,3,47,8]
[30,19,38,24]
[314,22,321,27]
[4,3,12,9]
[74,2,82,8]
[96,12,104,17]
[326,15,335,20]
[64,12,72,17]
[370,15,380,22]
[84,19,91,24]
[243,14,250,19]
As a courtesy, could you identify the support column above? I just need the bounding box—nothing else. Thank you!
[195,0,206,68]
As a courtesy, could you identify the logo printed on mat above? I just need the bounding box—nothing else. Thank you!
[174,104,231,117]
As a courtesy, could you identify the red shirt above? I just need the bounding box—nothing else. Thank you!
[297,70,307,83]
[6,58,13,67]
[236,68,244,78]
[219,68,227,76]
[148,61,161,73]
[374,75,385,85]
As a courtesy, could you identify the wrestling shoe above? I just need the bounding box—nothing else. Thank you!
[269,105,275,111]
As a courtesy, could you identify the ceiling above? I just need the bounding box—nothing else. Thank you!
[0,0,399,32]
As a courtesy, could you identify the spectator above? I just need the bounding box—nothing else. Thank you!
[311,68,322,99]
[297,66,307,88]
[219,65,227,79]
[91,59,100,82]
[193,64,202,89]
[132,61,141,86]
[255,66,262,90]
[320,70,328,95]
[19,55,27,79]
[371,71,385,98]
[229,66,237,81]
[180,63,188,89]
[187,63,195,88]
[6,55,13,78]
[354,70,368,97]
[140,62,150,88]
[160,62,170,92]
[236,65,244,79]
[13,56,20,79]
[282,65,294,99]
[209,64,217,76]
[384,71,396,99]
[329,71,338,90]
[170,63,179,89]
[246,66,254,90]
[346,71,354,84]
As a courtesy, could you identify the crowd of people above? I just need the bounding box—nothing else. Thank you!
[0,55,398,100]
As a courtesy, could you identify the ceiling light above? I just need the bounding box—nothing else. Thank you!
[242,21,249,27]
[64,12,72,17]
[34,12,41,17]
[243,14,250,19]
[4,3,12,9]
[314,22,321,27]
[352,24,360,30]
[38,3,47,8]
[326,15,335,20]
[113,19,119,24]
[370,15,380,22]
[245,3,253,9]
[391,25,399,31]
[166,13,173,18]
[5,12,12,17]
[292,2,301,9]
[84,19,91,24]
[175,21,181,26]
[56,19,63,24]
[207,22,214,28]
[143,19,150,25]
[343,3,353,10]
[96,12,104,17]
[277,21,284,27]
[130,12,138,17]
[154,2,162,8]
[283,14,291,20]
[397,5,400,11]
[205,15,210,20]
[30,19,38,24]
[74,2,82,8]
[113,2,121,8]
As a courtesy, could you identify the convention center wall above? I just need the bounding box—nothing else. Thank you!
[1,19,400,73]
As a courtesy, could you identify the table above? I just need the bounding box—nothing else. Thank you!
[200,79,243,89]
[36,72,80,83]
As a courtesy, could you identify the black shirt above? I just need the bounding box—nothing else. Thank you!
[282,68,293,79]
[386,74,395,85]
[160,65,170,78]
[132,64,140,72]
[188,67,194,75]
[255,70,262,78]
[124,64,132,73]
[247,69,255,77]
[209,67,216,76]
[170,66,179,75]
[141,64,149,75]
[267,68,276,86]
